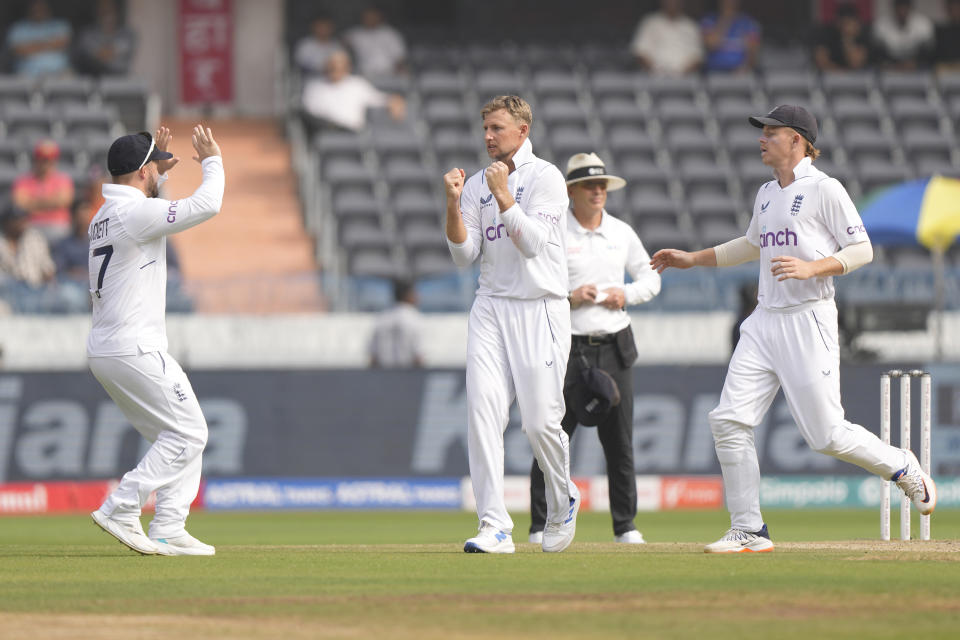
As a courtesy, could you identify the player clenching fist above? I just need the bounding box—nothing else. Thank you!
[443,167,465,201]
[484,161,515,211]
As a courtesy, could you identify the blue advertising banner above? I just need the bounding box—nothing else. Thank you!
[1,364,958,482]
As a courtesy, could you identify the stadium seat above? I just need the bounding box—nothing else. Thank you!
[0,138,24,169]
[98,77,149,131]
[657,98,708,136]
[411,248,457,279]
[41,76,93,109]
[523,44,579,73]
[888,96,943,136]
[422,97,471,128]
[393,190,438,226]
[646,75,699,103]
[697,218,744,248]
[3,104,57,140]
[0,75,36,109]
[821,71,875,103]
[667,129,720,167]
[62,104,119,139]
[763,70,816,106]
[0,165,20,193]
[832,97,883,135]
[858,161,912,195]
[414,271,468,311]
[903,130,954,170]
[620,159,670,196]
[550,128,600,162]
[629,191,682,226]
[636,219,696,253]
[532,70,581,102]
[331,189,382,227]
[350,249,407,281]
[688,193,742,227]
[475,70,524,101]
[844,129,897,165]
[705,73,758,104]
[417,69,464,99]
[341,223,392,252]
[590,70,640,103]
[323,157,376,191]
[579,43,635,71]
[879,71,932,102]
[539,98,589,130]
[608,126,657,165]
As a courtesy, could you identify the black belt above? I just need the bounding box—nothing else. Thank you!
[572,333,616,346]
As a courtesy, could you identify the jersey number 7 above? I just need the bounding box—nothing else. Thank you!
[92,245,113,299]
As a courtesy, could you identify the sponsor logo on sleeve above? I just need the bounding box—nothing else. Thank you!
[167,201,179,223]
[847,224,866,235]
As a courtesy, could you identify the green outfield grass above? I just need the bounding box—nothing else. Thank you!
[1,509,959,639]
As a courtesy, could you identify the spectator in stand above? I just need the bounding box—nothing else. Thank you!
[301,49,405,135]
[50,198,94,312]
[0,201,56,313]
[293,14,345,78]
[75,0,137,76]
[630,0,703,75]
[368,279,424,368]
[12,139,74,243]
[873,0,935,69]
[5,0,72,77]
[701,0,762,73]
[814,2,873,70]
[343,6,407,78]
[934,0,960,70]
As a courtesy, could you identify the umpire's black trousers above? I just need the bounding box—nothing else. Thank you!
[529,334,637,536]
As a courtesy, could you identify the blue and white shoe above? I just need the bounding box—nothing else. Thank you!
[542,495,579,553]
[151,532,216,556]
[704,524,774,554]
[464,523,515,554]
[893,449,937,516]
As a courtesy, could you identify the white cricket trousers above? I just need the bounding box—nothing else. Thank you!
[709,299,907,531]
[466,295,578,533]
[88,350,208,538]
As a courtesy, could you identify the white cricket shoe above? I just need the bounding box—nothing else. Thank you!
[528,531,543,544]
[893,449,937,516]
[542,495,579,553]
[464,523,515,554]
[151,532,216,556]
[91,510,160,556]
[704,524,774,554]
[614,529,646,544]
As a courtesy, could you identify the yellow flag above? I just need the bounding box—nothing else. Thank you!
[917,175,960,250]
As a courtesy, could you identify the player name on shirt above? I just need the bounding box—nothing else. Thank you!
[90,217,110,240]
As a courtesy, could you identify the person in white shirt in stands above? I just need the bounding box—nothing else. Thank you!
[368,279,424,368]
[301,49,405,135]
[293,14,345,77]
[630,0,703,75]
[343,6,407,78]
[528,153,661,546]
[443,95,580,554]
[651,105,936,554]
[88,125,224,557]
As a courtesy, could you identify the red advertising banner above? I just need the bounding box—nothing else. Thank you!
[179,0,233,104]
[659,476,724,510]
[0,481,205,515]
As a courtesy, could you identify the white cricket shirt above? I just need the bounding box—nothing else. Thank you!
[746,156,869,310]
[448,139,569,299]
[368,302,423,367]
[87,157,225,356]
[567,210,661,335]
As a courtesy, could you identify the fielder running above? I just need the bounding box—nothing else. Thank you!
[444,95,580,553]
[89,125,224,556]
[650,105,936,553]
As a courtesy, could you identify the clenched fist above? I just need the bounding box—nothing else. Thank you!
[443,167,465,201]
[484,161,510,199]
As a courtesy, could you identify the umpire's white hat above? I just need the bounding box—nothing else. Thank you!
[564,152,627,191]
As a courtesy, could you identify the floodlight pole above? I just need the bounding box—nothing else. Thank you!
[933,247,944,362]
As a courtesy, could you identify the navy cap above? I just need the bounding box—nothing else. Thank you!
[749,105,818,144]
[566,366,621,427]
[107,132,173,176]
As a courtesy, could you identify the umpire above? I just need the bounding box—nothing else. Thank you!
[529,153,661,544]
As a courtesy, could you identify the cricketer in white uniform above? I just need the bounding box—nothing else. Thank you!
[443,95,580,554]
[651,105,936,553]
[88,126,224,556]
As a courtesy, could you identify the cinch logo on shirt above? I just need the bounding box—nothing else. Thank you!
[485,223,509,241]
[536,211,560,225]
[167,201,179,223]
[760,226,798,247]
[847,224,865,234]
